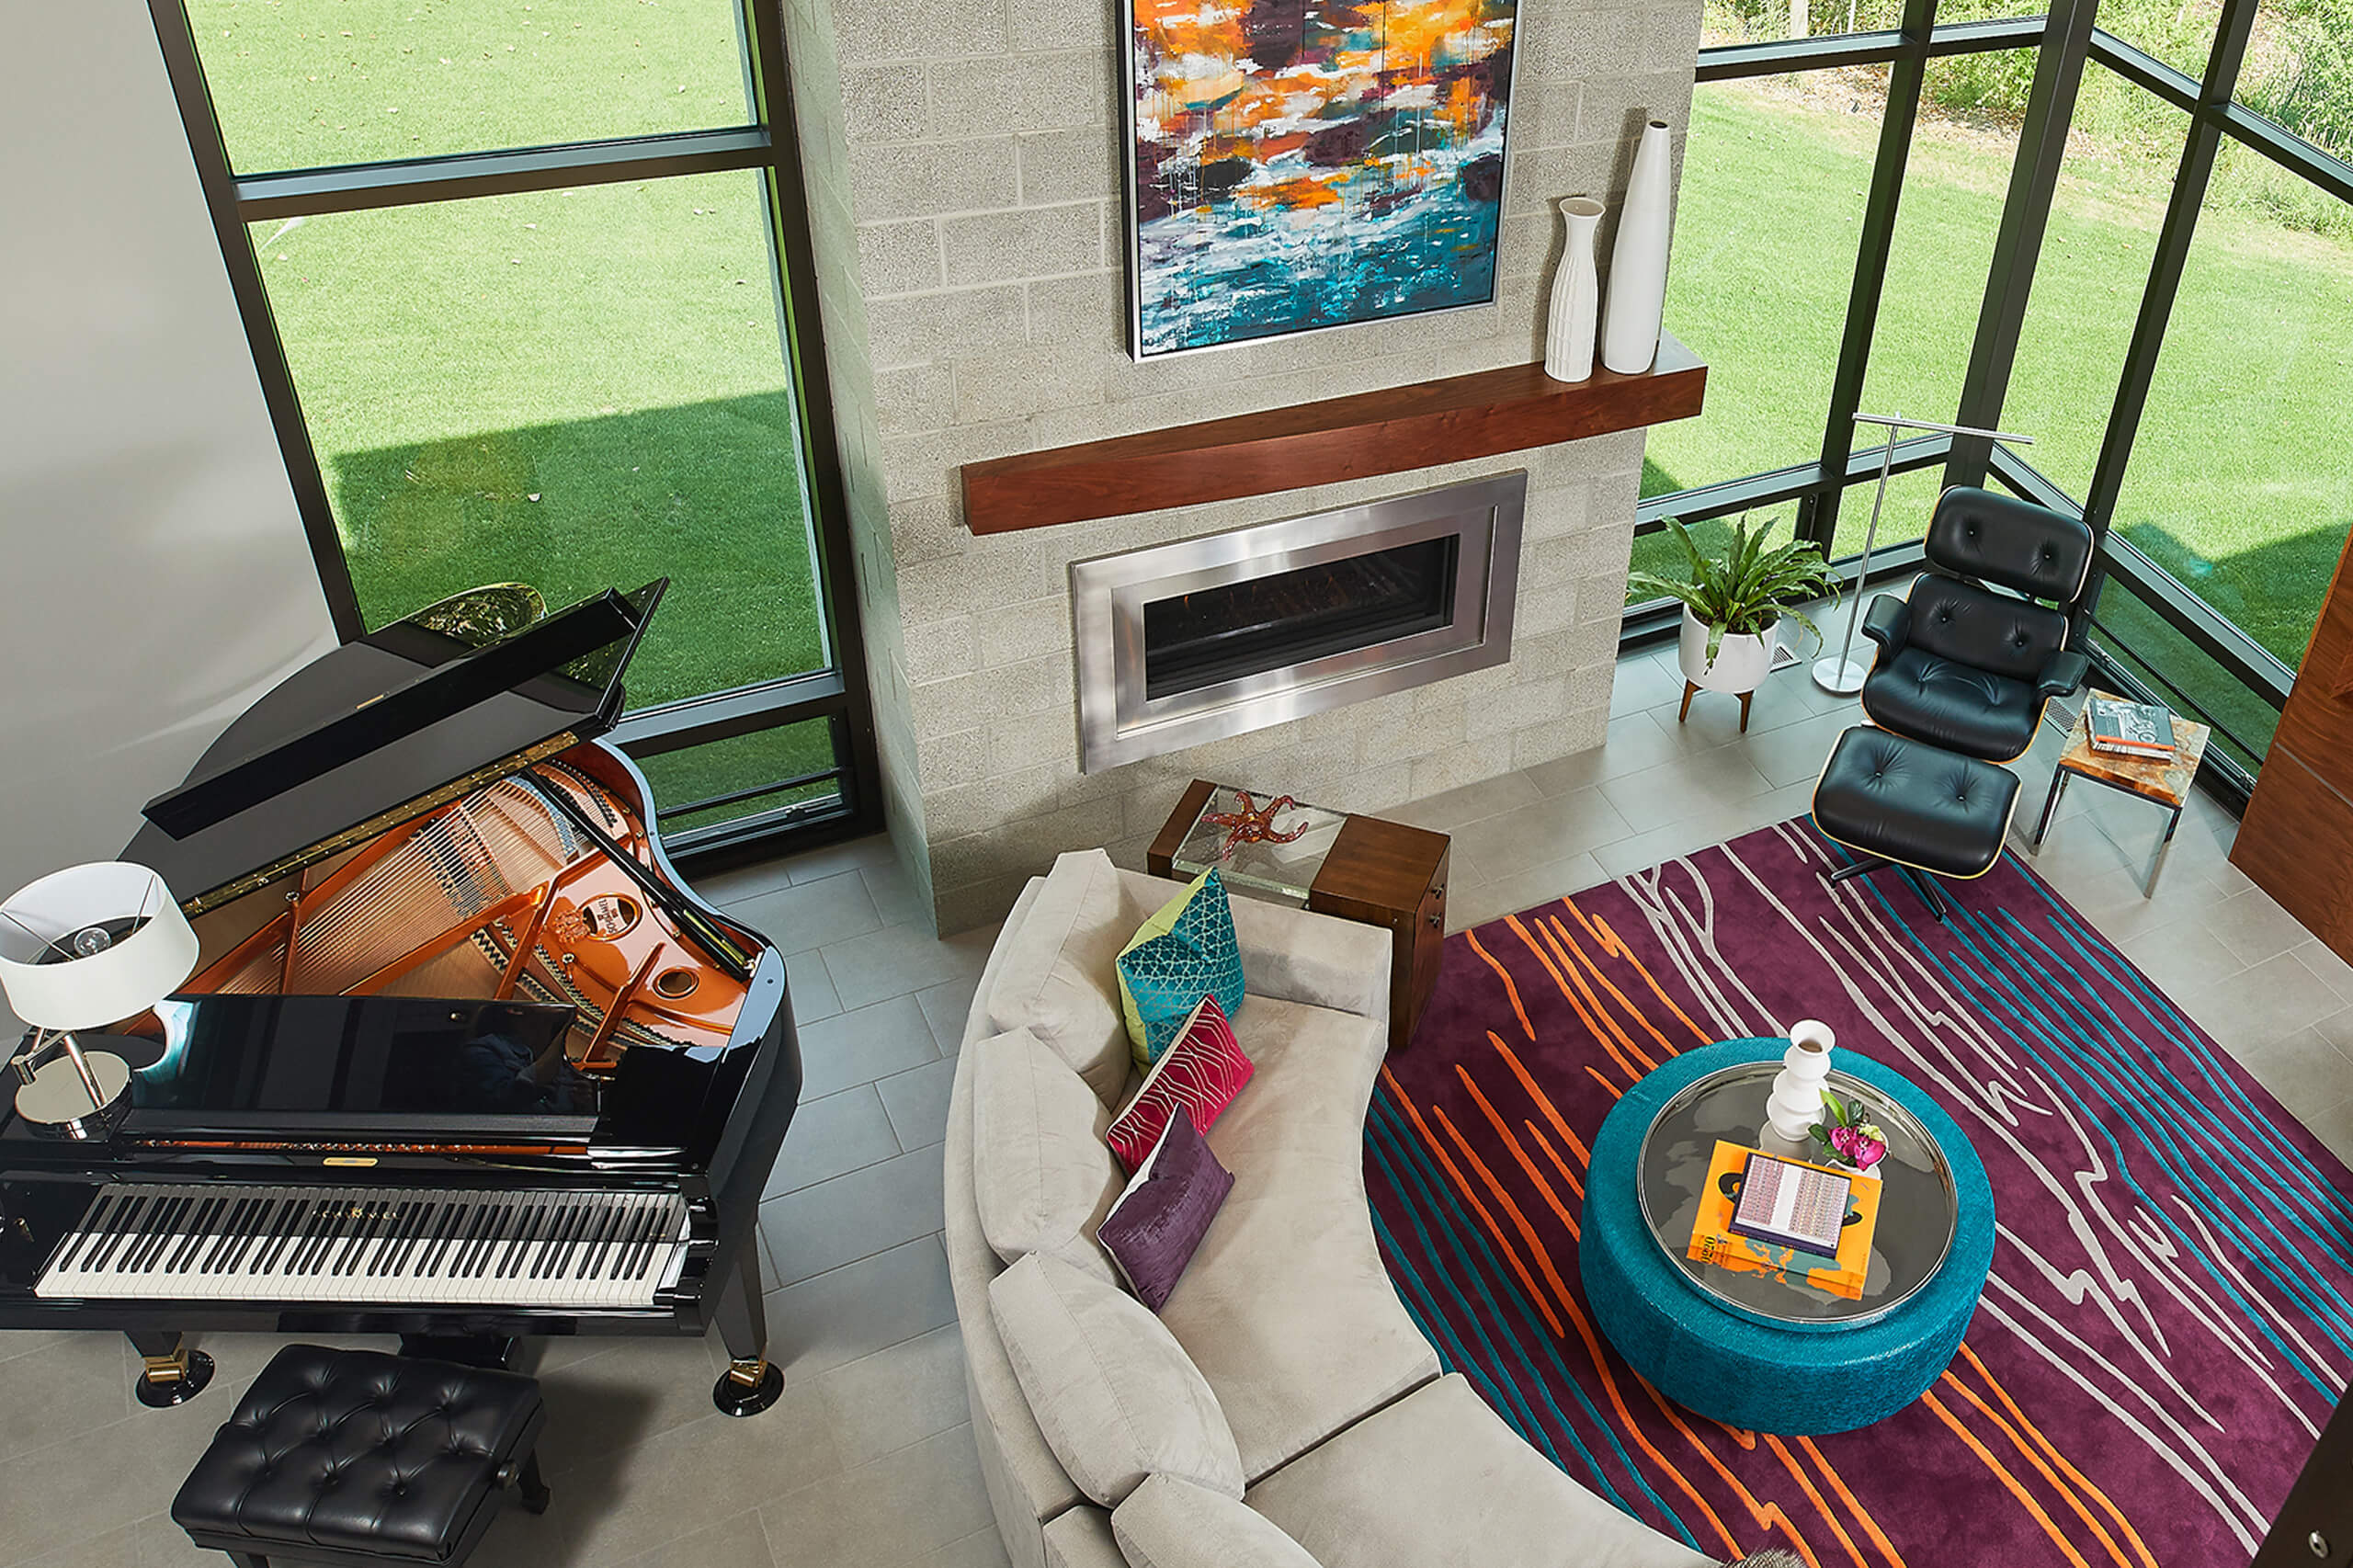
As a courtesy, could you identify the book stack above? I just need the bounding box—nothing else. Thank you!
[1687,1142,1881,1301]
[2086,696,2176,759]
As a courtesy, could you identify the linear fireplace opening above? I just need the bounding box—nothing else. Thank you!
[1142,537,1461,701]
[1072,472,1524,771]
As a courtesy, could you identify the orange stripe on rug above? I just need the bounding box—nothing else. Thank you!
[1464,927,1536,1041]
[1454,1065,1580,1240]
[1505,914,1643,1085]
[1633,1375,1823,1568]
[1422,1103,1742,1560]
[1524,918,1656,1074]
[1545,912,1677,1064]
[1921,1390,2095,1568]
[1939,1369,2141,1568]
[1380,1070,1565,1339]
[1567,903,1712,1046]
[1954,1345,2157,1568]
[1524,1119,1586,1201]
[1491,1037,1592,1166]
[1763,1435,1870,1568]
[1792,1437,1907,1568]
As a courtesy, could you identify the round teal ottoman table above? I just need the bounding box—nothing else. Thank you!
[1581,1038,1995,1435]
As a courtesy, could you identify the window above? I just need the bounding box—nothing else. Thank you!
[1643,74,1881,498]
[151,0,874,857]
[1629,0,2353,814]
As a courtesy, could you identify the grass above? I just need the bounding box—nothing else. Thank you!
[191,2,835,822]
[1634,74,2353,756]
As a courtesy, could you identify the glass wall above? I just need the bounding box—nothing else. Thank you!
[153,0,869,855]
[1630,0,2353,803]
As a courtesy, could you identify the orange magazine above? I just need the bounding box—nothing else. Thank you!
[1686,1141,1881,1301]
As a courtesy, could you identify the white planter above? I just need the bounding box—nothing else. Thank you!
[1678,605,1778,695]
[1601,119,1674,374]
[1543,197,1606,382]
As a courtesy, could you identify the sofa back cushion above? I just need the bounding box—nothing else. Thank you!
[985,849,1138,1102]
[989,1253,1245,1508]
[971,1027,1124,1285]
[1113,1474,1326,1568]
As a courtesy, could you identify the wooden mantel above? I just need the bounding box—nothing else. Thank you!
[960,332,1706,535]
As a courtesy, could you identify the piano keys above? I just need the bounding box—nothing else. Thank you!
[0,582,803,1415]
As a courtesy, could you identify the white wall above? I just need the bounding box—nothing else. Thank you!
[0,0,335,976]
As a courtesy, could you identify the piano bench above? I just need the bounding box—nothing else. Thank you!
[171,1345,551,1568]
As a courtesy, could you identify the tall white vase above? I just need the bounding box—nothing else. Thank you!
[1543,197,1606,382]
[1765,1019,1836,1142]
[1601,119,1674,374]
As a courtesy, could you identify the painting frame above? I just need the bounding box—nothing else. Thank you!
[1118,0,1524,363]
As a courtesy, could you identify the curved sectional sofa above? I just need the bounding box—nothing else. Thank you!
[944,848,1713,1568]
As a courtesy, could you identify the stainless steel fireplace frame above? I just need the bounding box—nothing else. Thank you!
[1073,472,1526,772]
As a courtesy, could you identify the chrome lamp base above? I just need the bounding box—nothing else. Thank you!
[1812,655,1870,696]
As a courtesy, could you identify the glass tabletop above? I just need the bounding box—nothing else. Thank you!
[1637,1062,1960,1327]
[1167,785,1347,903]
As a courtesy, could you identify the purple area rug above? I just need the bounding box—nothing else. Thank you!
[1366,816,2351,1568]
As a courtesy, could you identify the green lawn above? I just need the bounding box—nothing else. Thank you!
[1635,77,2353,764]
[191,2,834,822]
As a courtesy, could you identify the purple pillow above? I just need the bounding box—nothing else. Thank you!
[1096,1107,1233,1312]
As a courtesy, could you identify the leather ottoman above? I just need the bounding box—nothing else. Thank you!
[173,1345,549,1567]
[1811,725,2020,919]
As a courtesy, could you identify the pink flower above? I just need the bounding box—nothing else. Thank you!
[1829,1124,1887,1171]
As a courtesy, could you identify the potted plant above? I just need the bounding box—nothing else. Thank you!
[1628,515,1835,700]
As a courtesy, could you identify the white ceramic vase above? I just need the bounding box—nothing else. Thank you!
[1543,197,1606,382]
[1766,1019,1836,1143]
[1601,119,1674,374]
[1677,606,1777,695]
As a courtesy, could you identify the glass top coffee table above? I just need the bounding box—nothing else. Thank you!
[1636,1060,1961,1329]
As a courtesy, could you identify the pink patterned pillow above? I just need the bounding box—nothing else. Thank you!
[1107,994,1254,1172]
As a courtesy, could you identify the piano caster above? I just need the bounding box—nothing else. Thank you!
[712,1355,783,1417]
[133,1343,216,1408]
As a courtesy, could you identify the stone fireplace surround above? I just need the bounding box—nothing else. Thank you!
[780,0,1705,933]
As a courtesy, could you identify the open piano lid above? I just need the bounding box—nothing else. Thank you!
[129,581,666,915]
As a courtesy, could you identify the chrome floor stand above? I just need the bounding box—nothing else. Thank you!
[1812,415,2036,696]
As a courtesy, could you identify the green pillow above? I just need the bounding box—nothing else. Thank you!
[1117,869,1245,1069]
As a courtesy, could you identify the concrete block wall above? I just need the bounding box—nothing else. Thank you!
[781,0,1705,933]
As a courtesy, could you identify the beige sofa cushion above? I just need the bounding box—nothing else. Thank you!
[971,1027,1123,1285]
[985,849,1138,1101]
[990,1253,1245,1507]
[1161,995,1440,1481]
[1245,1375,1712,1568]
[1040,1507,1124,1568]
[1115,1475,1326,1568]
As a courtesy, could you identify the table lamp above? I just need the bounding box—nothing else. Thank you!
[0,862,197,1139]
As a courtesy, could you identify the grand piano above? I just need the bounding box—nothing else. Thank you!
[0,582,802,1415]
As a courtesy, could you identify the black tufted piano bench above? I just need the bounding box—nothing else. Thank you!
[172,1345,550,1568]
[1811,724,2020,922]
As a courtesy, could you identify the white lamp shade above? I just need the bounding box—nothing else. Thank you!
[0,863,199,1030]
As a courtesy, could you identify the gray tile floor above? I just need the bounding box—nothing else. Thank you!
[8,636,2350,1568]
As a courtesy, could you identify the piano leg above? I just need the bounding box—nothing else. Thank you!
[710,1242,784,1417]
[126,1330,216,1408]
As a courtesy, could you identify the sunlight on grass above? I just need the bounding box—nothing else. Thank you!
[187,0,751,173]
[255,170,824,712]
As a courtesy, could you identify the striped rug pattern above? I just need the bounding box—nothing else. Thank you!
[1366,818,2351,1568]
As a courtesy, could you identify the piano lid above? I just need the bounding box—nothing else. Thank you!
[128,580,667,914]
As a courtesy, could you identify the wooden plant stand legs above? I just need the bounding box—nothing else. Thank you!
[1679,681,1754,733]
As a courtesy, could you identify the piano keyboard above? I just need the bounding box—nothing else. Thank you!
[37,1184,691,1309]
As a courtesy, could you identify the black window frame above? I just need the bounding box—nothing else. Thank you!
[143,0,882,866]
[1630,0,2353,815]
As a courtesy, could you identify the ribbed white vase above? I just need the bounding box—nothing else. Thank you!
[1600,119,1674,374]
[1543,197,1606,382]
[1765,1019,1836,1143]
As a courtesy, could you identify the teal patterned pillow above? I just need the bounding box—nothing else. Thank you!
[1116,869,1245,1069]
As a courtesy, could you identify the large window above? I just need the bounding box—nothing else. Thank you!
[151,0,874,857]
[1629,0,2353,809]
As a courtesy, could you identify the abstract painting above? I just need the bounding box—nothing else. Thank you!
[1122,0,1520,358]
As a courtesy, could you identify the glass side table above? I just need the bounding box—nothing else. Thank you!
[1146,780,1448,1051]
[1635,1061,1960,1327]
